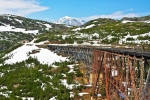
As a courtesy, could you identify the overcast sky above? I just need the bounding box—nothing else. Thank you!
[0,0,150,21]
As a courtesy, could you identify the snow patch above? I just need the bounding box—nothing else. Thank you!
[49,96,56,100]
[4,44,67,65]
[85,24,95,29]
[70,92,74,97]
[22,97,34,100]
[0,25,38,34]
[122,20,150,24]
[44,24,52,30]
[72,24,95,31]
[67,64,77,73]
[78,92,89,96]
[61,79,76,89]
[15,19,23,23]
[122,20,135,23]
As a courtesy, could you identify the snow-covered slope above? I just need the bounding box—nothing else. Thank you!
[0,25,38,34]
[4,42,68,65]
[51,16,85,26]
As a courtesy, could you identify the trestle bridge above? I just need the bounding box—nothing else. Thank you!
[47,45,150,100]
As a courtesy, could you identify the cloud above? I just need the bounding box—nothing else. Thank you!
[129,8,133,11]
[82,11,138,21]
[0,0,49,16]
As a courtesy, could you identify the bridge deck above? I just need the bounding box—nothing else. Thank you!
[48,45,150,58]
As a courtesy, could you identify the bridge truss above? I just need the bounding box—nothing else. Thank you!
[92,49,150,100]
[47,45,93,74]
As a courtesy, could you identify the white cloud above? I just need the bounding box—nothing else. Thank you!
[82,11,138,21]
[129,8,133,11]
[0,0,49,16]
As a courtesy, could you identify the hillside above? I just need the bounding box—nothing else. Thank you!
[35,15,150,49]
[0,14,68,50]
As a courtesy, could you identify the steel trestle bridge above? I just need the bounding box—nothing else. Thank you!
[47,45,150,100]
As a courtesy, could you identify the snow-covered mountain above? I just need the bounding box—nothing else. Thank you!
[51,16,86,26]
[0,14,68,34]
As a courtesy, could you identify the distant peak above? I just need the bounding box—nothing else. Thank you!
[63,16,71,19]
[51,16,85,26]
